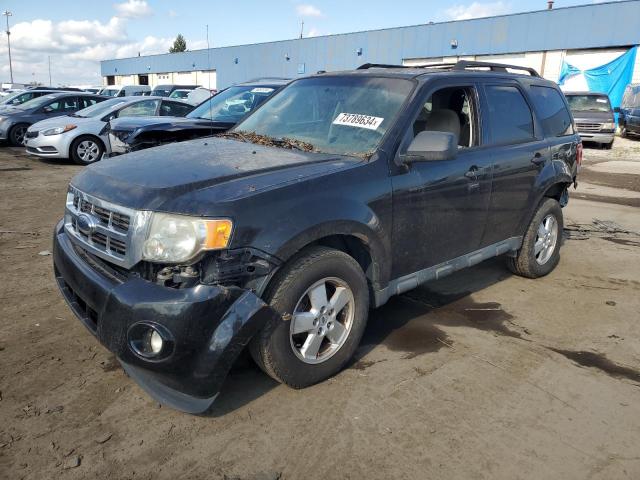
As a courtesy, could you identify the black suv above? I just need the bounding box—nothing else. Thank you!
[53,61,581,413]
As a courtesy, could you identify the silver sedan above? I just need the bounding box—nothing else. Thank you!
[24,97,194,165]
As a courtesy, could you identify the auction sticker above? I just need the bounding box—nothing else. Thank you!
[332,113,384,130]
[251,88,274,94]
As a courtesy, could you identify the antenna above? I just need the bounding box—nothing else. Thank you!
[299,20,304,39]
[206,24,214,139]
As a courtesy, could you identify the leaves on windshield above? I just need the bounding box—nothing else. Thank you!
[217,131,317,153]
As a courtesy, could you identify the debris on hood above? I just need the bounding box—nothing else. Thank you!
[217,131,316,153]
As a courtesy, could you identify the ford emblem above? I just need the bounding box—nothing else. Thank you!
[77,213,98,235]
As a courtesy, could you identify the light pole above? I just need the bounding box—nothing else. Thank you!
[3,10,13,83]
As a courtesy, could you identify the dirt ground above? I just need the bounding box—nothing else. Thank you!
[1,138,640,480]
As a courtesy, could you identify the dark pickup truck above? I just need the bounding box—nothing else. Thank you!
[53,61,581,413]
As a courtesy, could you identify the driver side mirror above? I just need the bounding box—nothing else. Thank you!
[403,131,458,163]
[42,106,53,114]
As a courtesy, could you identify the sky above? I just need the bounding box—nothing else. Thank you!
[0,0,621,86]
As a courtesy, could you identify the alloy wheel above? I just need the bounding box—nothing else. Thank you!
[289,277,355,364]
[534,214,558,265]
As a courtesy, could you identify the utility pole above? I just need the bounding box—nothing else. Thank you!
[3,10,13,83]
[299,20,304,39]
[48,56,52,86]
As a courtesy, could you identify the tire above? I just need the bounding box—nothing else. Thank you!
[70,135,104,165]
[507,197,563,279]
[250,246,369,388]
[603,139,614,150]
[9,123,29,146]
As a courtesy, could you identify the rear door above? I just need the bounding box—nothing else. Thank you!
[478,81,549,246]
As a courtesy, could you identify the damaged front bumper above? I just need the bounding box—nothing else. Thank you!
[52,221,280,414]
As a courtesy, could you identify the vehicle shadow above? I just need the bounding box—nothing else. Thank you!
[208,257,516,416]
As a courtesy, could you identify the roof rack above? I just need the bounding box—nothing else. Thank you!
[357,60,541,77]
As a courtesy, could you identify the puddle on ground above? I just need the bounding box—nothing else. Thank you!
[550,348,640,383]
[359,286,526,360]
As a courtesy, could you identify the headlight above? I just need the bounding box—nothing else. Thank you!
[602,122,616,130]
[142,213,233,263]
[43,125,77,136]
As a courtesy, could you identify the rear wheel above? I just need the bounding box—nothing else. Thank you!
[9,123,29,146]
[70,135,104,165]
[507,198,563,278]
[250,246,369,388]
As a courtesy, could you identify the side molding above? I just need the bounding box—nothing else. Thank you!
[374,236,522,307]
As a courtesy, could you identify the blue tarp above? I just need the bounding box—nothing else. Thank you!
[558,46,638,109]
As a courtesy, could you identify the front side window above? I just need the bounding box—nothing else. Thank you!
[411,86,478,148]
[235,77,415,157]
[188,85,277,123]
[485,85,534,145]
[530,86,574,137]
[118,99,160,117]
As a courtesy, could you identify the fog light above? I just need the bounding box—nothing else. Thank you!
[127,322,174,360]
[149,330,163,354]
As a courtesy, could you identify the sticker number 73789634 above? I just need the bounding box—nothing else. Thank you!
[332,113,384,131]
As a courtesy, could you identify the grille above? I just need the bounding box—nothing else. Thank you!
[576,122,603,133]
[65,187,142,269]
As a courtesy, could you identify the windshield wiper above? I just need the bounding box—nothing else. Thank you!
[217,131,316,152]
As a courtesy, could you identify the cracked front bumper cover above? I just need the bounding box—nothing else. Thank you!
[52,220,280,413]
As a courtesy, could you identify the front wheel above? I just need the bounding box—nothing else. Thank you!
[250,246,369,388]
[70,135,104,165]
[507,197,563,278]
[9,123,29,146]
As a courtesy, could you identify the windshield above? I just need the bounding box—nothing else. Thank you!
[169,90,189,99]
[0,91,30,105]
[15,94,59,110]
[151,86,172,97]
[73,98,128,118]
[100,88,120,97]
[234,77,414,157]
[187,85,276,123]
[566,95,612,112]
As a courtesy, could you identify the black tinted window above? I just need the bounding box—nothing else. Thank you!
[485,85,534,144]
[530,86,573,137]
[160,101,193,117]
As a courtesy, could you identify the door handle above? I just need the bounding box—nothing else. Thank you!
[531,152,546,166]
[464,166,478,180]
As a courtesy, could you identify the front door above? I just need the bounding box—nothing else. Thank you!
[390,82,493,278]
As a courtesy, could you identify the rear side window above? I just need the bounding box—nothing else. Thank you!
[529,86,574,137]
[485,85,534,145]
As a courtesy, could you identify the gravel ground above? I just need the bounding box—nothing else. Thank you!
[1,138,640,480]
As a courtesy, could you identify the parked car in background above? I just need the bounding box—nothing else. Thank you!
[24,97,194,165]
[185,87,214,105]
[564,92,616,149]
[99,85,151,97]
[618,83,640,138]
[0,93,107,146]
[150,84,199,97]
[168,89,191,100]
[106,79,288,155]
[53,61,580,413]
[0,89,66,109]
[83,87,103,94]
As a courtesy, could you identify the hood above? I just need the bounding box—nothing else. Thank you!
[109,116,217,131]
[571,110,614,123]
[29,115,96,131]
[71,137,360,212]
